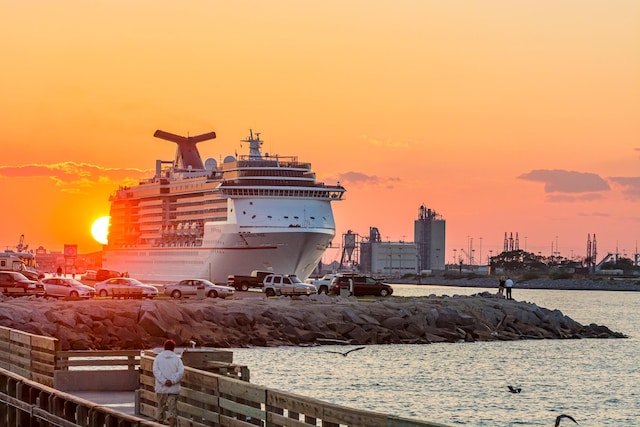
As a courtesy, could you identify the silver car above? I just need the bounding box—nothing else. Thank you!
[95,277,158,299]
[40,277,95,299]
[164,279,235,299]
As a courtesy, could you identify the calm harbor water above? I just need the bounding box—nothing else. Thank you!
[229,285,639,426]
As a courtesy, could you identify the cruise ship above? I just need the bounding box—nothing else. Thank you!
[102,129,345,284]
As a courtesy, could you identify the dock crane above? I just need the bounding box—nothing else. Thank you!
[16,234,28,252]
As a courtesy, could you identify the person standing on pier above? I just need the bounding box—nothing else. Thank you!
[498,276,506,296]
[153,339,184,427]
[505,277,514,300]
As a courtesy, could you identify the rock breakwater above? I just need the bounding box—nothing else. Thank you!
[0,292,625,350]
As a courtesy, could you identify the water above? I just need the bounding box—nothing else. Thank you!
[228,285,639,426]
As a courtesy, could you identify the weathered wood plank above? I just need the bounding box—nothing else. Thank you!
[219,396,266,420]
[30,336,58,351]
[57,350,141,358]
[9,330,32,345]
[177,400,221,424]
[32,406,84,427]
[218,377,266,403]
[180,386,220,406]
[266,389,323,419]
[55,358,139,368]
[219,413,259,427]
[268,411,318,427]
[387,417,453,427]
[322,402,388,427]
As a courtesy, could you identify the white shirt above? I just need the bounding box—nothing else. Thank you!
[505,278,514,288]
[153,350,185,394]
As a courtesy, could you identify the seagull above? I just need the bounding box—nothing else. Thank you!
[324,346,365,357]
[555,414,578,426]
[507,385,522,393]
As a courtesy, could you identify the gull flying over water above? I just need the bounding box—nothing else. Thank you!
[324,346,365,357]
[507,385,522,393]
[555,414,578,426]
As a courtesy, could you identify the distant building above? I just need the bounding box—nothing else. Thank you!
[414,205,446,272]
[344,205,446,277]
[366,239,417,277]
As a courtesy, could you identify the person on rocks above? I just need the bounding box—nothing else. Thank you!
[505,277,514,300]
[498,276,506,296]
[153,339,184,427]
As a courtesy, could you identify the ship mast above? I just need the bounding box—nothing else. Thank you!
[242,129,263,159]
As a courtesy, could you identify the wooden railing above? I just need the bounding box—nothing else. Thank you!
[0,367,163,427]
[0,326,451,427]
[0,326,59,387]
[138,354,449,427]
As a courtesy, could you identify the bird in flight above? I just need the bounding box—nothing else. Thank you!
[324,346,365,357]
[555,414,578,426]
[507,385,522,393]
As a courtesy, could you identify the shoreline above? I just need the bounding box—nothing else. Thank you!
[396,276,640,292]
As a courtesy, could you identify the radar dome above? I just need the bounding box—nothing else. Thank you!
[223,155,236,163]
[204,158,217,171]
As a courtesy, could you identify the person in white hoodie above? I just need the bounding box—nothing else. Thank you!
[152,339,184,426]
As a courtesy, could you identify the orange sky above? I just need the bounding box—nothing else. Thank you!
[1,1,639,265]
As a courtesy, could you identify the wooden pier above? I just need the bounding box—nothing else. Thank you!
[0,325,450,426]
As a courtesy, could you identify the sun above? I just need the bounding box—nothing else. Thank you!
[91,216,110,245]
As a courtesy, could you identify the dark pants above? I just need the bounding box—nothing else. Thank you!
[506,287,512,299]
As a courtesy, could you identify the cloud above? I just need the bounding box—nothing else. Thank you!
[0,162,151,194]
[609,176,640,200]
[518,169,610,193]
[333,171,401,189]
[547,193,606,202]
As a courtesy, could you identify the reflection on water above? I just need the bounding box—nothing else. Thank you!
[229,285,639,426]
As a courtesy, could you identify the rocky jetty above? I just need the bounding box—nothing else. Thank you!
[0,292,625,351]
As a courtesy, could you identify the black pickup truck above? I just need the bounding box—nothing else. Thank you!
[227,270,273,291]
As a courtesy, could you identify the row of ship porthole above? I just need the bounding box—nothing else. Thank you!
[243,212,315,221]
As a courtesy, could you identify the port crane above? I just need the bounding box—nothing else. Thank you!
[16,234,28,252]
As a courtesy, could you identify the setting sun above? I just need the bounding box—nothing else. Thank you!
[91,216,110,245]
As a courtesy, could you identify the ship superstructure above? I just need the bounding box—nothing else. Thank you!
[103,129,345,284]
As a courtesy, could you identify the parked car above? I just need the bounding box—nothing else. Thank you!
[81,270,97,281]
[263,274,317,297]
[95,268,122,282]
[40,277,95,299]
[0,271,45,296]
[329,273,393,297]
[304,273,336,294]
[164,279,235,299]
[94,277,158,299]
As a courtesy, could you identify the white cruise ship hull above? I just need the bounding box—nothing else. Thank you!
[103,198,337,284]
[102,227,334,284]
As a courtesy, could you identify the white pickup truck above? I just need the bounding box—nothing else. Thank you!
[304,273,336,294]
[262,274,317,297]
